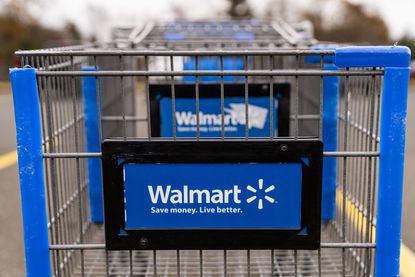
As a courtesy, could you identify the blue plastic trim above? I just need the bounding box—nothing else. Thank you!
[82,66,104,223]
[375,66,410,277]
[10,68,52,277]
[305,44,337,64]
[233,32,255,40]
[334,46,411,68]
[164,32,185,41]
[321,64,339,221]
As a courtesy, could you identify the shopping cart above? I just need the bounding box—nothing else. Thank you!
[9,20,410,277]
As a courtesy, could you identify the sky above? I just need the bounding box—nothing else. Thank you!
[17,0,415,40]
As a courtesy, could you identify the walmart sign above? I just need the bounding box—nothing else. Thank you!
[123,163,302,229]
[160,97,278,137]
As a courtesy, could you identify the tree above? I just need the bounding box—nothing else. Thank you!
[0,0,77,79]
[86,3,109,41]
[398,36,415,60]
[301,0,390,44]
[264,0,287,20]
[64,22,82,42]
[171,2,186,19]
[227,0,253,19]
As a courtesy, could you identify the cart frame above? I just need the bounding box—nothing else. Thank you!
[9,21,411,277]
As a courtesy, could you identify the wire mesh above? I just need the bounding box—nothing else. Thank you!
[16,21,382,277]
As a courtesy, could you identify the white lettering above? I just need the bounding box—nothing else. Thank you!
[174,103,268,130]
[148,185,171,204]
[147,185,242,205]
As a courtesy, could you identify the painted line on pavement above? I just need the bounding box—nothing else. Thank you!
[0,150,17,170]
[337,189,415,277]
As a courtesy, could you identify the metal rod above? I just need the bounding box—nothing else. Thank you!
[170,56,177,140]
[269,55,274,140]
[120,55,127,140]
[294,55,299,139]
[319,55,324,139]
[220,55,225,139]
[195,56,200,140]
[290,114,320,120]
[101,115,147,121]
[44,56,63,277]
[323,151,379,157]
[294,250,298,277]
[342,70,351,277]
[36,69,384,77]
[47,242,376,250]
[363,70,377,277]
[320,242,376,248]
[43,153,102,158]
[41,151,379,159]
[244,55,249,140]
[144,56,152,140]
[177,250,181,277]
[17,49,336,57]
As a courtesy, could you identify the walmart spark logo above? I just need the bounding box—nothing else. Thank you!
[246,179,276,210]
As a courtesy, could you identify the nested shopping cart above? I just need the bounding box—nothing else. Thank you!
[10,20,410,277]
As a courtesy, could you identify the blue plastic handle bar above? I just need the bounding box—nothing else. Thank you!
[334,45,411,277]
[375,65,410,277]
[10,68,52,277]
[335,45,411,67]
[82,66,104,223]
[321,63,339,221]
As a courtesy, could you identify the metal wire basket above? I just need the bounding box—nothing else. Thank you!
[9,20,410,277]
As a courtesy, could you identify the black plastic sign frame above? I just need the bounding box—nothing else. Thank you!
[102,140,323,250]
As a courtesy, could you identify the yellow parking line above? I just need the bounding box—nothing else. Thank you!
[337,188,415,276]
[0,150,17,170]
[401,243,415,277]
